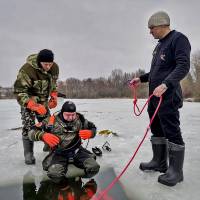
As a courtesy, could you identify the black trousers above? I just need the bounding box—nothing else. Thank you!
[49,146,95,168]
[148,96,184,145]
[43,146,100,182]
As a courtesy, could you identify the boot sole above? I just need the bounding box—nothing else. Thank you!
[25,160,36,165]
[25,162,36,165]
[139,165,167,173]
[158,177,183,186]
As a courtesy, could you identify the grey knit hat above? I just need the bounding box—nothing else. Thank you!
[148,11,170,28]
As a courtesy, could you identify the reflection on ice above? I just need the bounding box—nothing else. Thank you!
[0,168,128,200]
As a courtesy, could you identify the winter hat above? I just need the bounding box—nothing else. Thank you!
[148,11,170,28]
[61,101,76,113]
[37,49,54,63]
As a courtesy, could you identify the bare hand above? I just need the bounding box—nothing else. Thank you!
[153,83,168,97]
[129,78,141,87]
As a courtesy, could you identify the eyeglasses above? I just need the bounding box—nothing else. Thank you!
[63,112,77,121]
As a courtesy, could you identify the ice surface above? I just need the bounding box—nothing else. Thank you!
[0,99,200,200]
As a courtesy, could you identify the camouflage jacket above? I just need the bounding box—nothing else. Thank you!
[28,112,96,151]
[14,54,59,107]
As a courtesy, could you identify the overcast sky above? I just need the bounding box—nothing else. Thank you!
[0,0,199,87]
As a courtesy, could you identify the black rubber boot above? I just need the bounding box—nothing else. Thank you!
[22,138,36,165]
[139,137,168,173]
[158,142,185,186]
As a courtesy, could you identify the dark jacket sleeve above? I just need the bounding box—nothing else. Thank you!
[162,35,191,89]
[86,121,97,138]
[140,72,149,83]
[79,113,97,138]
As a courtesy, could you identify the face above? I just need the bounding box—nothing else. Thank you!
[63,112,77,122]
[149,26,166,39]
[40,62,53,71]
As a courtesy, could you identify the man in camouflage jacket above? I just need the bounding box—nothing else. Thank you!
[28,101,100,183]
[14,49,59,165]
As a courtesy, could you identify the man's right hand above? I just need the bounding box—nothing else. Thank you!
[129,77,141,87]
[48,91,58,109]
[42,133,60,148]
[26,99,47,115]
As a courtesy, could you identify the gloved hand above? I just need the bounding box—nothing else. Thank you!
[79,130,93,140]
[42,133,60,148]
[48,91,58,109]
[26,99,47,115]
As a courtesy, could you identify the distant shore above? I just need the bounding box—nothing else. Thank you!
[0,97,200,102]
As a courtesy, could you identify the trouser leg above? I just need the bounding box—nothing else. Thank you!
[159,110,184,145]
[149,97,184,145]
[74,147,100,178]
[47,153,68,183]
[21,107,36,165]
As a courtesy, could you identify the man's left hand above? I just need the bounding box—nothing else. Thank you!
[153,83,168,97]
[79,130,93,140]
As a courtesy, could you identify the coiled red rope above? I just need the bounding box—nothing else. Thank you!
[94,84,163,200]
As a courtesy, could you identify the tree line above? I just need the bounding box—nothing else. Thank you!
[57,68,148,99]
[181,50,200,101]
[58,51,200,100]
[1,51,200,100]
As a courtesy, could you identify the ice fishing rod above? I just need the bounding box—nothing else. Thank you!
[94,82,163,200]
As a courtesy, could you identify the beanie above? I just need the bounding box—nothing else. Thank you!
[148,11,170,28]
[61,101,76,113]
[37,49,54,63]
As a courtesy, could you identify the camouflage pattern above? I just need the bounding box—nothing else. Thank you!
[21,107,50,139]
[28,113,96,151]
[14,54,59,107]
[28,112,99,180]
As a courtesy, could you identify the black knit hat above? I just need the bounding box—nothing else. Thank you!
[61,101,76,113]
[37,49,54,63]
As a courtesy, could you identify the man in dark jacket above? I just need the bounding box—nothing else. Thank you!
[14,49,59,165]
[28,101,100,183]
[130,11,191,186]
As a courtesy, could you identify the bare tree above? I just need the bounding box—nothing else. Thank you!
[57,68,148,98]
[191,50,200,98]
[181,73,194,98]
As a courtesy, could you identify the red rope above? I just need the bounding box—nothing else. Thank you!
[95,85,163,200]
